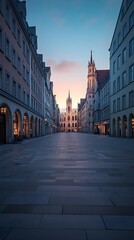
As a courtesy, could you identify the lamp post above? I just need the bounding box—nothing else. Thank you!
[44,119,48,135]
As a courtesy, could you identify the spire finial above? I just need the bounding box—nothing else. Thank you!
[90,50,92,64]
[68,90,70,100]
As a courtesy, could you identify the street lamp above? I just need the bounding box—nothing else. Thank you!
[0,107,6,114]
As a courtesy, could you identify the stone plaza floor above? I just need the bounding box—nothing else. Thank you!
[0,132,134,240]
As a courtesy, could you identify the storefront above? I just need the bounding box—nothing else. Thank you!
[0,107,6,143]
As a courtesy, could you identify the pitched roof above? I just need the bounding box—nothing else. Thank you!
[96,70,109,86]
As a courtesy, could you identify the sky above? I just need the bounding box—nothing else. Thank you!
[26,0,122,110]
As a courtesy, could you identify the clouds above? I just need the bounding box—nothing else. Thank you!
[47,59,81,73]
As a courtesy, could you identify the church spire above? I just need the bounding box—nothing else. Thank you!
[68,90,71,100]
[90,50,92,64]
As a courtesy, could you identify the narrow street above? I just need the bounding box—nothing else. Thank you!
[0,133,134,240]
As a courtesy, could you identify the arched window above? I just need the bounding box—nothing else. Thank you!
[68,123,70,127]
[68,106,70,113]
[68,116,70,121]
[72,116,74,121]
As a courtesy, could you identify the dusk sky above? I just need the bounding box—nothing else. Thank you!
[26,0,122,110]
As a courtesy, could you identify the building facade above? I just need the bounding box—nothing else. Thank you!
[109,0,134,137]
[78,52,109,134]
[94,71,110,134]
[78,98,86,132]
[60,92,77,132]
[0,0,58,143]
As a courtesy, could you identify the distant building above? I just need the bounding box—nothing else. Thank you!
[78,98,86,132]
[60,92,77,132]
[109,0,134,137]
[78,52,109,134]
[85,51,96,133]
[94,71,110,134]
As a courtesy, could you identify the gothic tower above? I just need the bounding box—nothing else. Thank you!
[66,90,72,114]
[86,51,96,132]
[87,50,96,93]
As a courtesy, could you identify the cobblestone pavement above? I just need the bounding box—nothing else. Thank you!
[0,133,134,240]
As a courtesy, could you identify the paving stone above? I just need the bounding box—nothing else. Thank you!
[32,205,62,214]
[0,133,134,236]
[0,205,6,213]
[5,229,86,240]
[2,204,34,214]
[4,191,49,205]
[39,214,105,229]
[0,228,11,240]
[0,213,42,228]
[111,195,134,206]
[86,230,134,240]
[63,205,134,215]
[103,215,134,230]
[37,186,100,192]
[49,195,113,206]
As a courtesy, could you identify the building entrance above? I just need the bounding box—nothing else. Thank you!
[0,112,6,143]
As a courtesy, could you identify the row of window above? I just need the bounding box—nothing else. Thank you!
[113,64,134,94]
[0,67,42,114]
[61,123,77,128]
[120,0,133,20]
[113,37,134,74]
[0,6,43,82]
[100,82,109,99]
[0,66,29,103]
[113,90,134,113]
[60,116,77,121]
[112,8,134,54]
[0,31,31,85]
[100,108,109,121]
[0,29,42,99]
[100,95,109,109]
[31,97,42,114]
[31,77,41,98]
[0,1,30,63]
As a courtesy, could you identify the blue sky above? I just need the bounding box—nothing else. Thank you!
[26,0,122,109]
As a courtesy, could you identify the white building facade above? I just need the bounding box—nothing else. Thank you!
[109,0,134,137]
[60,92,77,132]
[0,0,58,143]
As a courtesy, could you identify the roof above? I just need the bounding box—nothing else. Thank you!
[96,70,109,86]
[45,67,51,73]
